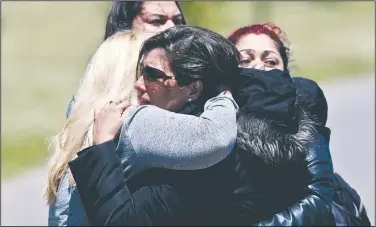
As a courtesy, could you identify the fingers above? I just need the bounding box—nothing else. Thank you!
[108,101,117,111]
[97,101,134,118]
[117,102,132,112]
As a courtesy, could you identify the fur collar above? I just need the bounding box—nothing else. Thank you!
[235,106,317,166]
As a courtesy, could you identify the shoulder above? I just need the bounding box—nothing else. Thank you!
[305,133,332,163]
[236,108,317,166]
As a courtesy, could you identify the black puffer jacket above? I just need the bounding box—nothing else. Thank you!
[293,77,371,226]
[227,109,334,226]
[218,69,335,225]
[69,69,335,226]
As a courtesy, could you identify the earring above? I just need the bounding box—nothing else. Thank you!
[188,98,192,102]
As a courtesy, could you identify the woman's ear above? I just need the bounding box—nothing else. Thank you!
[187,81,203,101]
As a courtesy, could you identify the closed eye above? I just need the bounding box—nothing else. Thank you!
[150,19,165,26]
[239,59,251,65]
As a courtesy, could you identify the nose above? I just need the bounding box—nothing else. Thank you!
[135,76,146,95]
[251,61,265,70]
[161,20,175,30]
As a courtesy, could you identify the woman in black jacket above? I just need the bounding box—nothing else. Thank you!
[228,22,372,226]
[69,25,335,225]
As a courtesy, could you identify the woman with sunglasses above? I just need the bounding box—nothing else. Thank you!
[46,28,239,226]
[66,25,334,225]
[65,1,186,118]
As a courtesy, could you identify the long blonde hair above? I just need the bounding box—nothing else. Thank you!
[44,30,154,204]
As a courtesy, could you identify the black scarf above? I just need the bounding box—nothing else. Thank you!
[233,68,298,134]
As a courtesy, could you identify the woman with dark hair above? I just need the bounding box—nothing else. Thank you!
[47,27,239,226]
[65,1,186,118]
[104,1,186,40]
[67,25,334,225]
[227,23,332,142]
[228,22,371,226]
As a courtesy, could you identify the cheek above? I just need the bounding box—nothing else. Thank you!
[144,24,164,33]
[145,83,167,101]
[145,83,159,94]
[276,63,284,71]
[131,17,143,30]
[132,17,156,32]
[265,64,284,71]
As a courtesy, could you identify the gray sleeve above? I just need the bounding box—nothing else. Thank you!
[117,91,238,173]
[48,171,89,226]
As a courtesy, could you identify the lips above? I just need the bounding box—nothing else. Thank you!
[138,93,151,105]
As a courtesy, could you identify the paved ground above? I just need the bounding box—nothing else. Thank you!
[2,74,375,226]
[321,74,375,224]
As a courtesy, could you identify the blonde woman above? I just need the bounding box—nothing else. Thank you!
[46,31,153,226]
[45,29,239,226]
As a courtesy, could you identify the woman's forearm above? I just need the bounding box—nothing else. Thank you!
[69,141,181,226]
[118,91,238,174]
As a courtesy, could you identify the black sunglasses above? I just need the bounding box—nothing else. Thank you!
[141,66,175,83]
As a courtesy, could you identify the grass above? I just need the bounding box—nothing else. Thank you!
[2,135,49,178]
[2,1,112,179]
[181,1,374,81]
[2,1,374,179]
[293,58,374,82]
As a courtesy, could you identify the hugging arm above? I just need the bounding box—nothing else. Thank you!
[254,135,335,226]
[67,91,238,225]
[69,141,182,226]
[119,91,239,173]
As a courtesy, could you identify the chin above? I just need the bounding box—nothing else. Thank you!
[139,100,151,105]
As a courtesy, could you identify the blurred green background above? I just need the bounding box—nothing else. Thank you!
[2,1,374,178]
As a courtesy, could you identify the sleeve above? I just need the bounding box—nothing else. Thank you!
[48,173,70,226]
[48,171,90,226]
[254,134,335,226]
[118,91,239,172]
[68,141,182,226]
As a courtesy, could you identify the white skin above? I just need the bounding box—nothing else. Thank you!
[235,34,284,71]
[135,48,202,111]
[94,48,205,144]
[94,2,185,143]
[132,1,184,33]
[93,102,130,144]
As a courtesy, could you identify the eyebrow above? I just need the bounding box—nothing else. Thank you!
[239,49,280,58]
[143,66,175,80]
[143,13,182,18]
[239,49,255,55]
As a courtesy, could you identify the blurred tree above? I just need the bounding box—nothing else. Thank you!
[179,2,226,29]
[252,1,273,23]
[310,1,337,9]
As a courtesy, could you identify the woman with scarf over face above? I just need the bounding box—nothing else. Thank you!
[229,22,371,226]
[227,22,331,141]
[63,25,335,226]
